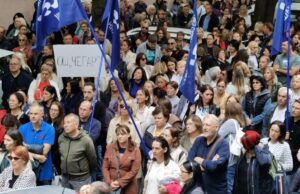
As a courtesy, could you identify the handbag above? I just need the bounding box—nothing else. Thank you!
[110,149,122,194]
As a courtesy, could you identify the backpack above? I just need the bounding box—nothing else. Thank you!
[228,120,245,156]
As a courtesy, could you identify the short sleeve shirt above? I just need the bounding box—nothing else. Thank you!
[19,121,55,181]
[274,53,300,70]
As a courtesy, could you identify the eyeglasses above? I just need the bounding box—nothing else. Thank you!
[119,104,126,109]
[169,42,175,45]
[8,156,21,161]
[141,58,146,61]
[18,39,26,42]
[142,27,148,30]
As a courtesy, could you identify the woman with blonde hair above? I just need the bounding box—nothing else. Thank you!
[106,99,142,145]
[27,64,61,104]
[263,67,282,103]
[219,101,246,194]
[180,115,203,151]
[226,66,250,98]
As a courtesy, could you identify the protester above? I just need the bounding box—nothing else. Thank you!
[0,146,36,192]
[233,130,274,194]
[0,130,23,173]
[102,125,141,194]
[143,136,181,194]
[59,113,97,191]
[188,114,230,194]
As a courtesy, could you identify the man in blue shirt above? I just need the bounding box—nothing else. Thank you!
[19,102,55,185]
[188,114,229,194]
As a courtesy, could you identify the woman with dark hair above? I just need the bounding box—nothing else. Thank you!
[135,88,155,131]
[233,130,274,194]
[143,136,181,194]
[61,79,83,114]
[155,27,168,46]
[42,85,58,120]
[166,57,177,80]
[180,160,204,194]
[121,39,136,78]
[8,92,29,125]
[130,53,153,79]
[162,127,187,167]
[102,125,141,194]
[129,67,148,98]
[143,106,171,150]
[190,84,219,120]
[0,130,24,173]
[242,75,272,133]
[261,121,293,172]
[47,101,64,174]
[100,78,129,112]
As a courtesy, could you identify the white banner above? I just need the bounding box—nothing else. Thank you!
[53,45,106,77]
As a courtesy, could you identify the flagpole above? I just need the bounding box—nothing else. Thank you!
[87,1,111,136]
[75,0,150,160]
[286,0,291,133]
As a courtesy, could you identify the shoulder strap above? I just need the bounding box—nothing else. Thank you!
[112,149,120,179]
[206,137,222,160]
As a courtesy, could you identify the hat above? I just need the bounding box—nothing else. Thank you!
[241,130,261,151]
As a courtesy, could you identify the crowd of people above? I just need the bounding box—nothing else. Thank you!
[1,0,300,194]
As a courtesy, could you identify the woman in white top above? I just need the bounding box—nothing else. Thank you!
[135,88,155,132]
[143,136,181,194]
[162,127,187,167]
[261,121,293,172]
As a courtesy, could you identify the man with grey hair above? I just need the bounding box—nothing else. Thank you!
[262,87,291,137]
[59,113,97,191]
[19,102,55,185]
[1,54,33,109]
[188,114,229,194]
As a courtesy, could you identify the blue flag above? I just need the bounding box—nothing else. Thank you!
[33,0,85,51]
[101,0,120,70]
[179,0,198,103]
[271,0,290,55]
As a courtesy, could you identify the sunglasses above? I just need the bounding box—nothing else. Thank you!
[8,156,21,161]
[119,104,126,109]
[169,42,174,45]
[142,27,149,29]
[141,58,146,61]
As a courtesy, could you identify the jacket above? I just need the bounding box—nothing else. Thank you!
[199,13,219,32]
[242,89,272,132]
[0,165,36,192]
[188,136,229,194]
[136,42,162,65]
[58,131,97,181]
[1,71,33,109]
[262,104,288,137]
[102,143,141,194]
[233,145,274,194]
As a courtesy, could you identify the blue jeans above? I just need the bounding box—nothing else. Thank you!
[227,164,236,194]
[91,145,103,181]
